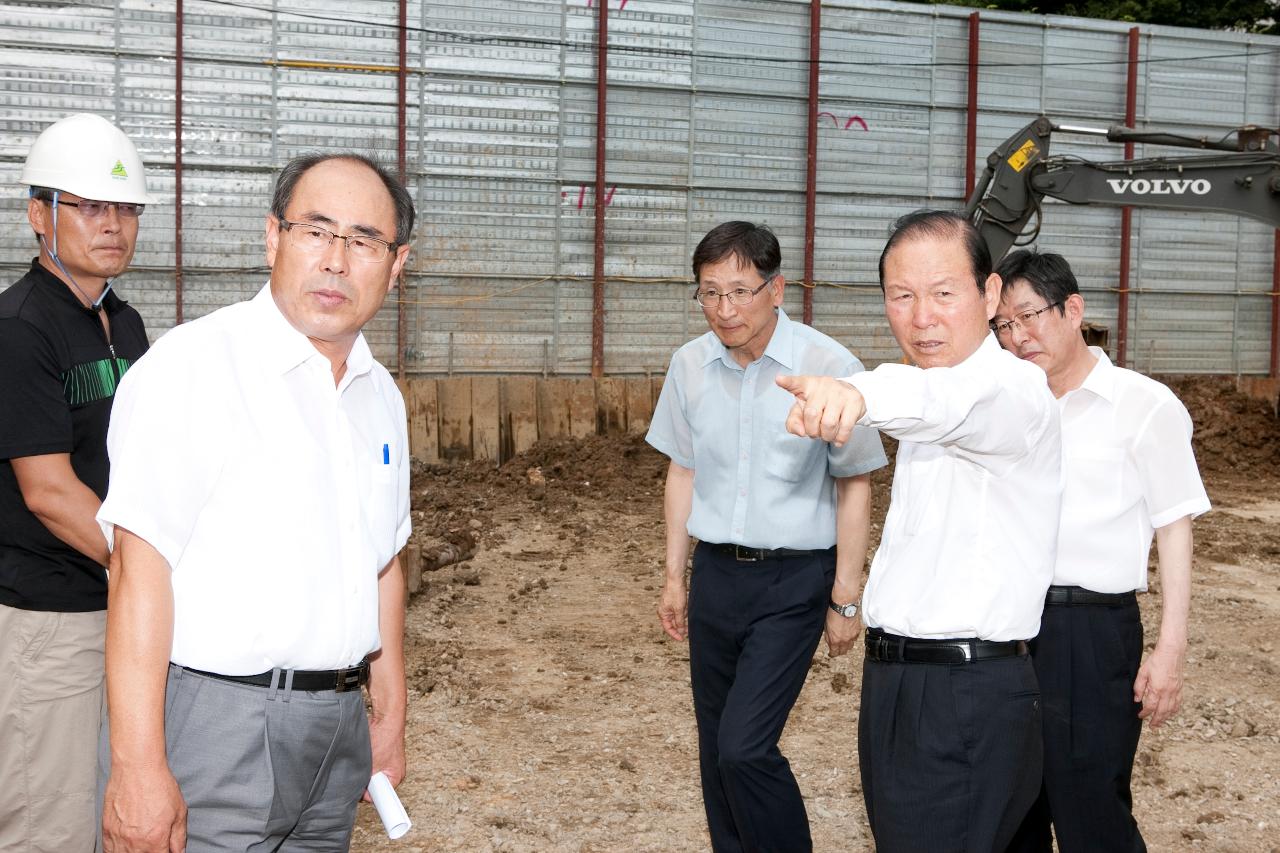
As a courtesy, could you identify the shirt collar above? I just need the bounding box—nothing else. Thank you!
[699,307,794,370]
[29,257,127,316]
[761,308,796,371]
[952,330,1003,371]
[1075,345,1117,403]
[251,283,373,381]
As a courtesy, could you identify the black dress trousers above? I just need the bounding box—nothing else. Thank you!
[687,541,834,853]
[1005,599,1147,853]
[859,649,1043,853]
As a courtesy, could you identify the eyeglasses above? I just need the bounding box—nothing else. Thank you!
[49,198,145,218]
[991,301,1063,337]
[693,275,775,308]
[278,219,397,262]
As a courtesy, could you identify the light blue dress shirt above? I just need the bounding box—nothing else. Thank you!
[646,309,887,550]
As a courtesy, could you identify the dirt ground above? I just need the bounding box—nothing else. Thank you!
[351,377,1280,853]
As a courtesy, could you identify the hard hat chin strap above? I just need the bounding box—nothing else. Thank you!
[35,188,113,313]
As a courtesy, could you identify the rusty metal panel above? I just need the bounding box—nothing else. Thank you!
[403,275,561,374]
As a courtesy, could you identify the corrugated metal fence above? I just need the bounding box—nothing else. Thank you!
[2,0,1277,375]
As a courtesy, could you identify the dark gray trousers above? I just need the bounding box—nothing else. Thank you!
[859,652,1043,853]
[688,542,835,853]
[99,664,371,852]
[1005,600,1146,853]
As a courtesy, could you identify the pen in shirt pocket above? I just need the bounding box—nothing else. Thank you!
[382,443,390,465]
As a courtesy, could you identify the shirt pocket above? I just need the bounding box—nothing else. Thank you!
[1064,446,1125,504]
[364,462,400,549]
[764,432,821,483]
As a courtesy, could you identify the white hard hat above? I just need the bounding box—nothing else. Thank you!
[19,113,155,205]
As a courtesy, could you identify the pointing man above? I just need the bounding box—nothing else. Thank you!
[98,153,413,852]
[778,210,1062,853]
[995,250,1209,853]
[0,113,153,852]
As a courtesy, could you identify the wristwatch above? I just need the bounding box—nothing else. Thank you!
[829,600,859,619]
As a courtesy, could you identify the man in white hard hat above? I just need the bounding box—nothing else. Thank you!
[0,113,153,852]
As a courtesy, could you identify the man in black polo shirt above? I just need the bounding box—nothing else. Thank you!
[0,113,154,852]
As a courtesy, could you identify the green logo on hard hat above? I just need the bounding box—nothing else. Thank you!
[111,160,128,180]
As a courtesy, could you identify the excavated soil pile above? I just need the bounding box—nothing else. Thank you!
[1166,376,1280,482]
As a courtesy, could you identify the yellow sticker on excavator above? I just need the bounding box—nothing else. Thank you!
[1007,139,1039,172]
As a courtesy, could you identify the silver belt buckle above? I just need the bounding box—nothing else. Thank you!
[334,665,364,693]
[734,545,760,562]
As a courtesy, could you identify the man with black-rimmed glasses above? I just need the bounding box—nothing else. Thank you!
[994,250,1209,853]
[97,153,414,852]
[647,220,886,852]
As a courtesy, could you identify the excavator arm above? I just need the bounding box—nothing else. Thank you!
[965,115,1280,262]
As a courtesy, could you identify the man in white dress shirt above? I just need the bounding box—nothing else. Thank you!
[778,210,1062,853]
[994,250,1209,853]
[96,154,413,852]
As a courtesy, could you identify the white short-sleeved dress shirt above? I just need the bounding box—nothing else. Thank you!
[646,309,887,550]
[845,334,1062,641]
[1054,347,1210,593]
[98,284,411,674]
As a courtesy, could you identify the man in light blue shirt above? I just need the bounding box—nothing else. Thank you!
[647,221,886,853]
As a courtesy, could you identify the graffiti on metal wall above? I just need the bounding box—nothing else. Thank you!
[562,185,617,209]
[817,112,869,131]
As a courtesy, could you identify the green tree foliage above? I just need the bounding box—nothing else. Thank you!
[918,0,1276,34]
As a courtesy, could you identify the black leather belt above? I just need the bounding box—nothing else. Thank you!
[706,542,834,562]
[181,659,369,693]
[864,629,1028,665]
[1044,586,1137,607]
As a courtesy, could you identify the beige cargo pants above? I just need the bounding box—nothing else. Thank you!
[0,603,106,853]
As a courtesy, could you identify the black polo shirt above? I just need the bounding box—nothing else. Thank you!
[0,259,149,612]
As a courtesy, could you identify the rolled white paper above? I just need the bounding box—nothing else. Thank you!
[368,771,411,839]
